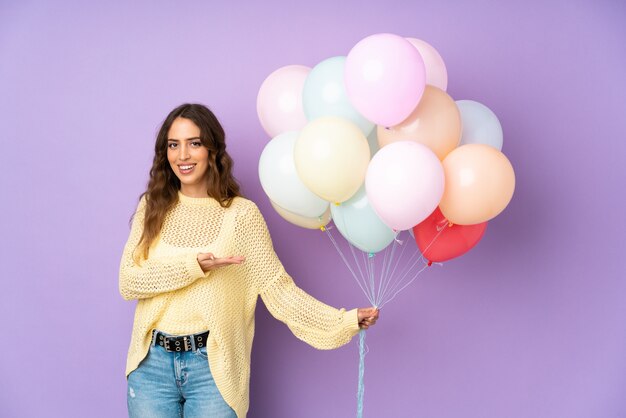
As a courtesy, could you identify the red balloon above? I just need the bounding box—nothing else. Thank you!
[413,207,487,262]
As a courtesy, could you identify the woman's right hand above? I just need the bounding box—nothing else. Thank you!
[197,252,245,273]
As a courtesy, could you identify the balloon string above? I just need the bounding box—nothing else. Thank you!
[377,240,391,306]
[360,255,374,305]
[378,225,447,308]
[325,223,449,418]
[356,329,368,418]
[368,254,376,305]
[336,209,377,303]
[336,213,376,304]
[326,220,447,309]
[380,231,410,306]
[380,258,444,308]
[349,237,374,303]
[375,237,393,306]
[379,248,425,308]
[379,249,425,307]
[378,261,428,309]
[381,242,421,305]
[375,241,390,308]
[378,231,409,305]
[436,218,449,231]
[324,227,375,306]
[418,222,448,261]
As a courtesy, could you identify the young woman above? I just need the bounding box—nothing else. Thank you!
[119,103,379,418]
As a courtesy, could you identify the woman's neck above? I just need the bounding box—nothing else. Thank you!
[179,184,209,198]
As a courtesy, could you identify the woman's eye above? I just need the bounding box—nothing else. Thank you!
[167,142,177,149]
[191,141,202,147]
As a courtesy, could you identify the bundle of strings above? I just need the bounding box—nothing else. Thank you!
[323,226,446,417]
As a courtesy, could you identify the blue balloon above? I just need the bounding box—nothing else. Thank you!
[303,56,375,136]
[456,100,503,150]
[367,128,380,156]
[331,186,395,253]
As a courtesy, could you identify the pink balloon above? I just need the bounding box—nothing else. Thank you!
[366,141,444,231]
[257,65,310,138]
[345,33,426,127]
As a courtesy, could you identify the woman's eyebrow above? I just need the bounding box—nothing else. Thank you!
[167,137,202,142]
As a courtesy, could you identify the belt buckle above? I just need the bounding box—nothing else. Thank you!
[160,334,192,352]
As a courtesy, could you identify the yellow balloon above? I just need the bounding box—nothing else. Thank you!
[377,85,461,160]
[439,144,515,225]
[294,117,370,202]
[270,200,331,229]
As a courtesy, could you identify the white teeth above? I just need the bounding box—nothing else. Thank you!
[179,165,194,170]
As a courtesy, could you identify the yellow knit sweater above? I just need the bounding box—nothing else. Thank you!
[119,192,360,418]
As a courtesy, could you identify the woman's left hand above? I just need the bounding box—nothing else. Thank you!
[197,252,245,273]
[357,307,379,329]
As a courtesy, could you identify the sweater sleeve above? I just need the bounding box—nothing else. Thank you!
[118,197,207,300]
[238,202,360,349]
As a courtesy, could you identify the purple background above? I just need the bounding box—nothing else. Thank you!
[1,1,625,417]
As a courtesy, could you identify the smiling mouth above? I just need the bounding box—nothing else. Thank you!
[178,164,196,174]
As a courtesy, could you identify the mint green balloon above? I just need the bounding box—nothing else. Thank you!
[303,56,375,136]
[331,186,395,253]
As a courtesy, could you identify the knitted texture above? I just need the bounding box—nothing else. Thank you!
[119,192,360,418]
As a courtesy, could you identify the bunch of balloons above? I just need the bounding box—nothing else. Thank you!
[257,33,515,265]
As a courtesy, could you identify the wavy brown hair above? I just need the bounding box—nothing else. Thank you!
[135,103,242,262]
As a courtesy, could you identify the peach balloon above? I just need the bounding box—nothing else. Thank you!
[439,144,515,225]
[377,85,461,160]
[270,200,332,229]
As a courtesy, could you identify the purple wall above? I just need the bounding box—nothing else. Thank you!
[1,1,625,417]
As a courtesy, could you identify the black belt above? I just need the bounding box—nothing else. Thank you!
[153,330,209,352]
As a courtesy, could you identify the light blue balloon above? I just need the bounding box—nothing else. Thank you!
[331,186,395,253]
[303,56,375,136]
[456,100,503,151]
[367,128,380,156]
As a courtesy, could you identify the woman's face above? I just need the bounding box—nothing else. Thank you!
[167,117,210,197]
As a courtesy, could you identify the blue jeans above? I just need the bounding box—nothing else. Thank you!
[127,332,237,418]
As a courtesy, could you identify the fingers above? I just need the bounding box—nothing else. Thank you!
[360,316,378,326]
[359,318,376,329]
[197,253,246,272]
[213,256,246,266]
[358,307,380,329]
[358,307,379,320]
[368,307,379,315]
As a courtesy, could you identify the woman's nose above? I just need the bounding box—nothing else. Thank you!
[180,143,190,160]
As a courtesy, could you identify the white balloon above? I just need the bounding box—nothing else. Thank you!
[259,132,329,217]
[366,141,444,231]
